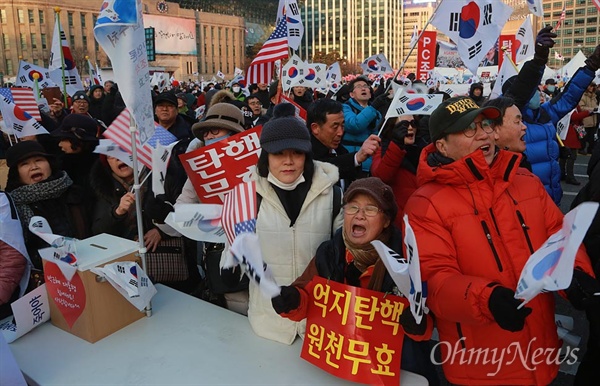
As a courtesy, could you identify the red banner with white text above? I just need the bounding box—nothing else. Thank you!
[301,276,408,385]
[417,31,437,82]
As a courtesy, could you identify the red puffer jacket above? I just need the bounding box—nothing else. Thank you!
[404,144,594,385]
[371,142,419,228]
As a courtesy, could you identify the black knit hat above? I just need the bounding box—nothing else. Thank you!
[72,90,90,103]
[6,140,52,168]
[429,96,500,141]
[51,114,99,142]
[260,116,312,154]
[344,177,398,221]
[154,91,178,107]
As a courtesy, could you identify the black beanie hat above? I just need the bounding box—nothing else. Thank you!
[260,116,312,154]
[6,140,52,168]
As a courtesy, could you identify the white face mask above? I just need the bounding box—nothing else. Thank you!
[232,86,241,93]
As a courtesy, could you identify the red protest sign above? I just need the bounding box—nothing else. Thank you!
[301,276,407,386]
[179,126,262,204]
[417,31,437,82]
[498,35,517,69]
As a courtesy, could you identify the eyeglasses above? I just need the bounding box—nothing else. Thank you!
[343,204,382,217]
[398,120,418,129]
[463,119,494,138]
[201,128,223,138]
[353,84,370,90]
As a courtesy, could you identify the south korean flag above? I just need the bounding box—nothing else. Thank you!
[431,0,513,76]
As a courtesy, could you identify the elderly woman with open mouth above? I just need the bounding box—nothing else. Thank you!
[4,140,90,271]
[270,177,439,385]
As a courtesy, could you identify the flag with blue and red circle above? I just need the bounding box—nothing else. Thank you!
[431,0,513,76]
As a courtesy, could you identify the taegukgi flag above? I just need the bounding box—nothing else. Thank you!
[49,12,84,96]
[0,96,48,138]
[490,50,519,99]
[15,61,57,89]
[94,0,155,145]
[386,92,443,119]
[515,16,535,63]
[282,54,306,90]
[515,202,599,306]
[276,0,304,51]
[298,62,327,89]
[325,62,342,94]
[360,53,394,75]
[431,0,513,76]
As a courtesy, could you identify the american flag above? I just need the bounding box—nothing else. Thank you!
[0,88,42,121]
[221,180,258,246]
[555,3,566,31]
[103,109,177,169]
[246,18,289,85]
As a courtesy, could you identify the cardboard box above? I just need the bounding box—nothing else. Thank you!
[42,234,145,343]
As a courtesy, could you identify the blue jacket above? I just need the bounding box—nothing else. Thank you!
[507,59,594,205]
[521,65,595,204]
[342,98,382,173]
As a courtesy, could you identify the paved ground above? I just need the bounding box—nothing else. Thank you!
[433,155,594,386]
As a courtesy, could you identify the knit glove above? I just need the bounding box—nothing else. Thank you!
[488,286,532,332]
[533,26,557,65]
[390,121,410,148]
[371,93,391,110]
[400,309,427,336]
[565,269,600,310]
[585,44,600,71]
[271,285,301,314]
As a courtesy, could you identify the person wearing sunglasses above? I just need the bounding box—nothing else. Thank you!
[372,114,427,227]
[403,96,598,385]
[270,177,439,385]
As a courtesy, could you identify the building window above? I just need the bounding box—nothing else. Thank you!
[20,33,27,50]
[92,15,97,26]
[0,9,7,23]
[33,58,39,65]
[82,35,87,47]
[70,35,75,47]
[68,12,73,27]
[81,13,86,28]
[28,10,34,23]
[95,40,98,51]
[39,10,44,24]
[586,37,597,44]
[41,33,47,49]
[2,33,9,49]
[5,59,13,75]
[18,9,25,23]
[31,33,37,49]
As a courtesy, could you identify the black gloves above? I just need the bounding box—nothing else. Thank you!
[371,93,391,110]
[271,285,301,314]
[488,286,532,332]
[390,121,410,148]
[585,44,600,71]
[400,308,427,336]
[533,26,557,65]
[565,269,600,310]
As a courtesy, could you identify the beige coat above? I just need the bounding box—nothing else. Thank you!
[579,90,598,128]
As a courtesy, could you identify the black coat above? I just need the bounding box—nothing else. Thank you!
[310,134,361,185]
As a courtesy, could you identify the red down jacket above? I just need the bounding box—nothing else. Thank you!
[404,144,594,385]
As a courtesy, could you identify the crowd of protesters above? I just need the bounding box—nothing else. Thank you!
[2,25,600,385]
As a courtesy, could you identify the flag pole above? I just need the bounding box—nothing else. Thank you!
[54,7,68,106]
[32,72,40,102]
[386,0,446,93]
[128,112,152,317]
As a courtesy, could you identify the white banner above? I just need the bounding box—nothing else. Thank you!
[94,0,155,145]
[144,14,197,55]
